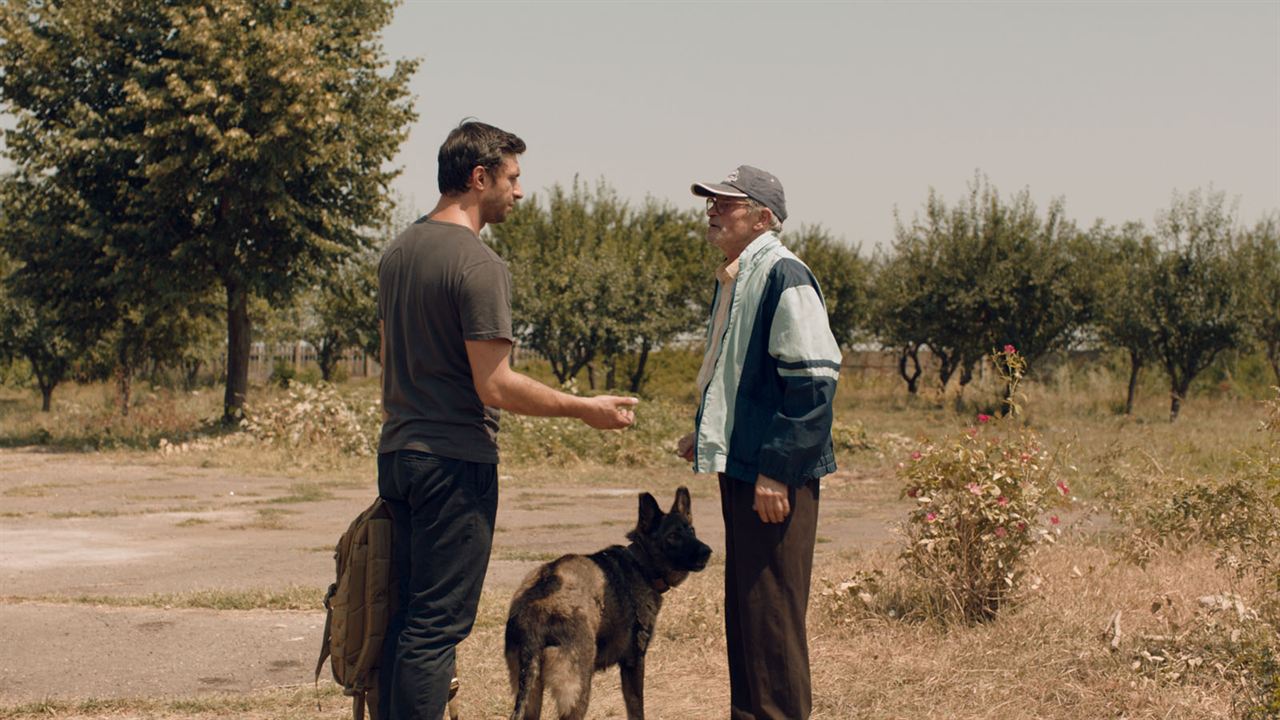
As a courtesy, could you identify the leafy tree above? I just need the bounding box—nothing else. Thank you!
[1240,215,1280,384]
[605,199,710,392]
[0,0,417,422]
[786,225,869,349]
[0,247,78,411]
[489,181,713,393]
[1147,189,1248,421]
[877,196,979,393]
[1090,221,1161,414]
[878,176,1090,403]
[300,249,379,382]
[868,245,933,394]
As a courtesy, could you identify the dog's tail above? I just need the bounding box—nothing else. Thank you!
[506,616,543,720]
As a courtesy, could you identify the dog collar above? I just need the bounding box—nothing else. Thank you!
[625,543,671,595]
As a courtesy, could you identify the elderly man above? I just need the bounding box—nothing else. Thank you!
[677,165,842,720]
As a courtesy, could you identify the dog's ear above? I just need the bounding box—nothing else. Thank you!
[671,486,692,519]
[638,492,662,532]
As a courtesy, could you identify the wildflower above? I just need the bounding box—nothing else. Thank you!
[1050,515,1060,525]
[1003,344,1016,354]
[966,427,979,438]
[906,487,918,498]
[925,512,938,523]
[1056,481,1070,496]
[967,482,983,495]
[997,496,1008,506]
[1019,452,1031,462]
[977,413,992,424]
[911,451,922,461]
[995,527,1008,538]
[1017,522,1028,532]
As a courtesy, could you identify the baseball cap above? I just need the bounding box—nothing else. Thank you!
[691,165,787,222]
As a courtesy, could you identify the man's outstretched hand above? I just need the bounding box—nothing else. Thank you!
[579,395,639,430]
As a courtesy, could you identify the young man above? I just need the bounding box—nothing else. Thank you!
[377,120,638,720]
[678,165,842,720]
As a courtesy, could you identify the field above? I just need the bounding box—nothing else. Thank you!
[0,355,1277,719]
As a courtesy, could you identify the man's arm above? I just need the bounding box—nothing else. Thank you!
[466,338,638,430]
[752,261,843,523]
[379,320,389,423]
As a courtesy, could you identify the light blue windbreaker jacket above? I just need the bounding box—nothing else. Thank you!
[693,232,842,487]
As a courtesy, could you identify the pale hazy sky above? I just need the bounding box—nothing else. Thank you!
[383,0,1279,249]
[1,2,1275,249]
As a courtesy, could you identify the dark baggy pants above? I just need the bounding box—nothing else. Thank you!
[377,450,498,720]
[719,473,819,720]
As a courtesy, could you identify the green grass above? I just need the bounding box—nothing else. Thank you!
[0,684,348,719]
[265,482,336,504]
[229,507,296,531]
[3,585,324,611]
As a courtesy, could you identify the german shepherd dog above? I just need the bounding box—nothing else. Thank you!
[504,486,712,720]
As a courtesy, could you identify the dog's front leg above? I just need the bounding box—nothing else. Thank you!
[619,656,645,720]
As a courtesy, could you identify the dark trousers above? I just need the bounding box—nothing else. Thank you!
[719,473,819,720]
[377,450,498,720]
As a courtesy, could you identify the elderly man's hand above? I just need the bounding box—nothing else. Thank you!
[752,474,790,523]
[676,432,695,462]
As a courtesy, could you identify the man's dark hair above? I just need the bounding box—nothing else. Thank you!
[437,120,527,195]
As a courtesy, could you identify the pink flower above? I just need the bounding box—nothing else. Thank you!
[1056,481,1070,496]
[911,451,922,461]
[995,527,1008,538]
[1003,344,1016,354]
[1050,515,1060,525]
[1019,452,1031,463]
[997,496,1009,506]
[1017,522,1028,532]
[977,413,992,424]
[925,512,938,523]
[967,482,983,495]
[906,487,918,498]
[966,427,979,438]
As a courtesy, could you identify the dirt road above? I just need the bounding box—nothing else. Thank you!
[0,447,901,706]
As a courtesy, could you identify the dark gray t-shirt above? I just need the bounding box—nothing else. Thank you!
[377,218,513,463]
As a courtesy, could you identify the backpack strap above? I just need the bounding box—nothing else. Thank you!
[314,587,335,683]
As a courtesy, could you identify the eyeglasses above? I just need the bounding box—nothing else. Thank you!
[706,197,752,213]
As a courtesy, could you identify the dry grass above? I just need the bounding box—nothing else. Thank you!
[429,541,1256,719]
[0,359,1275,718]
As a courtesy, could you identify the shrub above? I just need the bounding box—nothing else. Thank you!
[895,346,1068,624]
[498,394,689,468]
[268,358,296,389]
[240,383,380,456]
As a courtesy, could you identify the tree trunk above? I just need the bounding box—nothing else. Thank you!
[628,340,652,393]
[116,341,133,417]
[938,350,956,391]
[317,336,339,383]
[1125,351,1142,415]
[30,363,55,412]
[183,358,202,390]
[1169,382,1188,422]
[897,345,921,394]
[1268,340,1280,385]
[223,282,251,425]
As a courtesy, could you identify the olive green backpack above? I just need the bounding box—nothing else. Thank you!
[315,498,461,720]
[316,498,397,720]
